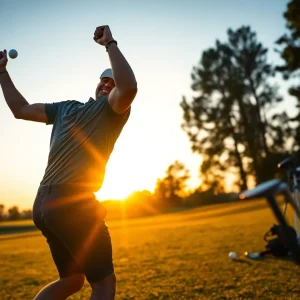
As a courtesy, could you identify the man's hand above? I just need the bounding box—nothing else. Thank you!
[93,25,114,46]
[0,49,8,72]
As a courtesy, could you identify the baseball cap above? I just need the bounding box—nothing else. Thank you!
[100,68,114,80]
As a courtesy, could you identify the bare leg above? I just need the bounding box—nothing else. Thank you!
[34,273,85,300]
[90,273,116,300]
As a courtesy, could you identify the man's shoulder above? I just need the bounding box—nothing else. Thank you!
[52,99,84,111]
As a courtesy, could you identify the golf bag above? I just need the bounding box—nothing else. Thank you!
[263,224,298,257]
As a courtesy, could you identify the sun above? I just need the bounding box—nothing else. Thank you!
[94,155,139,201]
[94,132,158,202]
[96,182,129,201]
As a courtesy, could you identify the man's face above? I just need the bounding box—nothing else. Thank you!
[95,77,115,99]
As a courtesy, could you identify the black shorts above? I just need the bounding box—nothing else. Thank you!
[32,184,114,283]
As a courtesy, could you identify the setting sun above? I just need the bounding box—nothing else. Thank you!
[95,140,157,201]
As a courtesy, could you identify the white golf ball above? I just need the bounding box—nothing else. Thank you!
[229,252,237,259]
[9,49,18,59]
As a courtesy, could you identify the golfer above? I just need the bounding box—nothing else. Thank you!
[0,25,137,300]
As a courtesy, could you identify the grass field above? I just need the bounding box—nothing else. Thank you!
[1,199,300,299]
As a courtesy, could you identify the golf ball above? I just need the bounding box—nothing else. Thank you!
[9,49,18,59]
[229,252,237,259]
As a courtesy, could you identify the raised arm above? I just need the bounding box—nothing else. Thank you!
[0,49,47,123]
[94,26,138,114]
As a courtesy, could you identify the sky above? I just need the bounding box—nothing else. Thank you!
[0,0,293,210]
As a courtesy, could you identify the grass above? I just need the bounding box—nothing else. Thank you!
[1,199,300,299]
[0,219,36,235]
[0,220,34,227]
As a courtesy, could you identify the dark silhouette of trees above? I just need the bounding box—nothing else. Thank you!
[21,209,32,219]
[0,204,4,221]
[154,161,190,208]
[181,26,291,192]
[8,206,20,220]
[276,0,300,150]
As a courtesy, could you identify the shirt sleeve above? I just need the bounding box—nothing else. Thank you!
[45,102,64,125]
[104,96,131,125]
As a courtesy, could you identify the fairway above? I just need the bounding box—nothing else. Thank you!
[1,199,300,299]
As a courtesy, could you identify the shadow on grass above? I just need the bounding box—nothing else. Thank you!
[243,254,299,267]
[0,225,37,235]
[232,258,252,265]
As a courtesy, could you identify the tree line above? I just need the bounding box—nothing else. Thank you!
[0,204,32,221]
[0,160,233,221]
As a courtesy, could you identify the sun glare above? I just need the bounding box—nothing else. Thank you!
[95,164,135,201]
[94,134,158,201]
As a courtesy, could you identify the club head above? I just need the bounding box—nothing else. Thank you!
[244,251,264,259]
[239,179,287,200]
[278,157,296,171]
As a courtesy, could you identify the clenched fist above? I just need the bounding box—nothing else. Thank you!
[0,49,8,71]
[93,25,114,46]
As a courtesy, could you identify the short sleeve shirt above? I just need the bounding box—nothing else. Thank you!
[40,96,130,192]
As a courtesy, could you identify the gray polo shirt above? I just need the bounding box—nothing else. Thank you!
[40,96,130,192]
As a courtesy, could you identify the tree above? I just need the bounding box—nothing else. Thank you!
[154,161,190,208]
[123,190,156,217]
[276,0,300,150]
[181,40,249,192]
[21,209,32,219]
[8,206,20,220]
[0,204,5,221]
[181,26,289,193]
[227,26,290,182]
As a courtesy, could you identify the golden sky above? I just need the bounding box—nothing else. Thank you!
[0,0,292,209]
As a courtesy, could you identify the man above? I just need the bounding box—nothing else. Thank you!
[0,25,137,300]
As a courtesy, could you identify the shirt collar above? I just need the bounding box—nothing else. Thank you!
[88,95,107,103]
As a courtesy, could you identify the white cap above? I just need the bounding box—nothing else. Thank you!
[100,68,114,80]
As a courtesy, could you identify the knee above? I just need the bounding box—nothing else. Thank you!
[66,273,85,293]
[90,273,116,290]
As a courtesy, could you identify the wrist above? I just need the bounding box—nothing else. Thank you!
[0,67,7,74]
[105,40,117,52]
